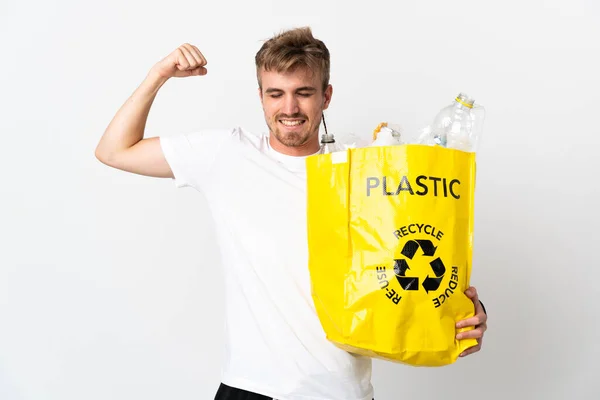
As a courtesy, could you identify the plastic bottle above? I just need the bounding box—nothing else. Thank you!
[429,93,485,152]
[369,122,404,147]
[319,113,344,154]
[319,133,344,154]
[371,126,403,147]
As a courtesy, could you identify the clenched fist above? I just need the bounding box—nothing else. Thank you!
[151,44,207,79]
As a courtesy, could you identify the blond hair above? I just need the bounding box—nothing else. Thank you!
[255,27,330,91]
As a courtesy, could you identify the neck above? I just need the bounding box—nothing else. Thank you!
[269,133,320,156]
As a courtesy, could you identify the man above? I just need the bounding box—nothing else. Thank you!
[95,27,487,400]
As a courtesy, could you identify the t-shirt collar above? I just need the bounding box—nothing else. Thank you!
[265,135,320,172]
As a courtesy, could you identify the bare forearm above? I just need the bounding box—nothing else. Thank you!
[95,69,167,161]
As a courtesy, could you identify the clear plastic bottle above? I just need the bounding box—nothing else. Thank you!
[319,133,344,154]
[429,93,485,152]
[371,125,403,147]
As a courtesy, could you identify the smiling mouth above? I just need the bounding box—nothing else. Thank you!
[279,119,306,127]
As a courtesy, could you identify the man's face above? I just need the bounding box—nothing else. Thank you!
[259,67,332,153]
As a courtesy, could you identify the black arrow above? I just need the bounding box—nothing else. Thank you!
[393,259,410,276]
[429,257,446,277]
[422,276,443,293]
[401,240,419,259]
[416,240,437,256]
[396,276,419,291]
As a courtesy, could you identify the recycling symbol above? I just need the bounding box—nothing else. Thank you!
[393,239,446,293]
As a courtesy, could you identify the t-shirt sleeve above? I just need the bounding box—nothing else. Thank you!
[159,128,232,190]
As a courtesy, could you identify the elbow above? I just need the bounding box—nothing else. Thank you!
[94,145,103,162]
[95,144,114,166]
[94,145,107,164]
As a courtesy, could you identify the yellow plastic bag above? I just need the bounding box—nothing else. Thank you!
[306,144,479,366]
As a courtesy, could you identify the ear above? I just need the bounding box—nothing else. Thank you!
[323,84,333,110]
[258,87,263,105]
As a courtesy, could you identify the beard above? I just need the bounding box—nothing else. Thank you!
[267,113,313,147]
[272,130,309,147]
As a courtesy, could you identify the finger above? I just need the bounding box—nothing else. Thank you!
[468,288,487,318]
[465,286,479,302]
[174,48,191,71]
[459,343,481,357]
[456,313,486,328]
[466,287,486,319]
[191,45,207,65]
[456,325,486,340]
[182,43,204,66]
[178,45,198,70]
[189,66,207,76]
[456,288,487,329]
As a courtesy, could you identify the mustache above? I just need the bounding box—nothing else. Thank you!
[276,113,308,120]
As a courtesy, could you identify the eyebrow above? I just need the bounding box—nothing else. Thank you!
[295,86,317,92]
[264,86,317,94]
[265,88,284,94]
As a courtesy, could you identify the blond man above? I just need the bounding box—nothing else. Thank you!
[95,27,487,400]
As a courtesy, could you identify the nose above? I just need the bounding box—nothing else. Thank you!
[282,94,300,116]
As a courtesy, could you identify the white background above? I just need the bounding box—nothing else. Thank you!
[1,0,599,399]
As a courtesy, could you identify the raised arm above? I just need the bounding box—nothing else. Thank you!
[95,44,207,178]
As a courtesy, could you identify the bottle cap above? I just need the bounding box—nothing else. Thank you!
[455,93,475,108]
[321,133,336,143]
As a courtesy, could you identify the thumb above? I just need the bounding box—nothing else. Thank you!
[189,66,207,76]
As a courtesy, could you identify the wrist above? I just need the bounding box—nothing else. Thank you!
[144,68,170,92]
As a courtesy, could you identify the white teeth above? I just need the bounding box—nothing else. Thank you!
[280,120,304,126]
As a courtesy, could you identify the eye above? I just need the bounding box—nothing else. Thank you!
[298,92,313,97]
[270,93,283,98]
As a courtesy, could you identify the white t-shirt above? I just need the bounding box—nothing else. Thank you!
[159,127,373,400]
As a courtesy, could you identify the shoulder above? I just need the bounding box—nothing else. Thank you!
[231,127,267,151]
[161,127,261,154]
[183,126,262,146]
